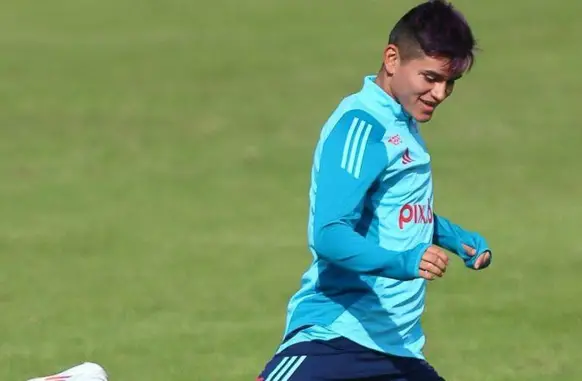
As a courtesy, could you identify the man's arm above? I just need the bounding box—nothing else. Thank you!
[311,111,429,280]
[433,214,492,269]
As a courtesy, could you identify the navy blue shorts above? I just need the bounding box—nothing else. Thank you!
[257,337,445,381]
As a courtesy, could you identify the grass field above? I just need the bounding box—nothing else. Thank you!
[1,1,581,380]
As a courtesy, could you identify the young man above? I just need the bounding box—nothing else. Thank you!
[257,1,492,380]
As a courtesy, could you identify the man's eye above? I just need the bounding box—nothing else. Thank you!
[424,75,437,83]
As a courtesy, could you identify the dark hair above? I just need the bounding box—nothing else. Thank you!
[389,0,476,74]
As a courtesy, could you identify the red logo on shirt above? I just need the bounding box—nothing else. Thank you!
[398,203,433,229]
[386,135,402,145]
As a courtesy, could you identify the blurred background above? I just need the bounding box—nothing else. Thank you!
[1,0,581,380]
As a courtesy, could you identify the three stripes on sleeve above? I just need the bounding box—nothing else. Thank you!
[340,117,374,180]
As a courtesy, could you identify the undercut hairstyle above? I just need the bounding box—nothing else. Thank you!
[389,0,477,74]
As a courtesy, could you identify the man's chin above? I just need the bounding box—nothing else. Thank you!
[414,112,434,123]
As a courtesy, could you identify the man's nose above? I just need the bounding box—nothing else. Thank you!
[431,82,447,102]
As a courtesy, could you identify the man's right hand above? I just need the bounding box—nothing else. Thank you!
[419,245,449,280]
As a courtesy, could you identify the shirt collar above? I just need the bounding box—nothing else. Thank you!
[360,75,411,122]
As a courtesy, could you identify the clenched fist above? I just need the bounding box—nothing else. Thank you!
[419,245,449,280]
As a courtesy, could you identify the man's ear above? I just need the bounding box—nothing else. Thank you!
[382,44,400,76]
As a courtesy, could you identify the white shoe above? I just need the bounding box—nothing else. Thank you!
[27,362,108,381]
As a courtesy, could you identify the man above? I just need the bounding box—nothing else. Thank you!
[257,1,492,380]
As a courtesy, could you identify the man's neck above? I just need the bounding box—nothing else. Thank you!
[374,70,396,101]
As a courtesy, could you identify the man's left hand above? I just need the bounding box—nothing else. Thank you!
[462,244,491,270]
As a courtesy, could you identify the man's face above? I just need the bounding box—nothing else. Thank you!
[388,48,464,122]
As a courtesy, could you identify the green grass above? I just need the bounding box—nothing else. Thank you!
[1,0,581,380]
